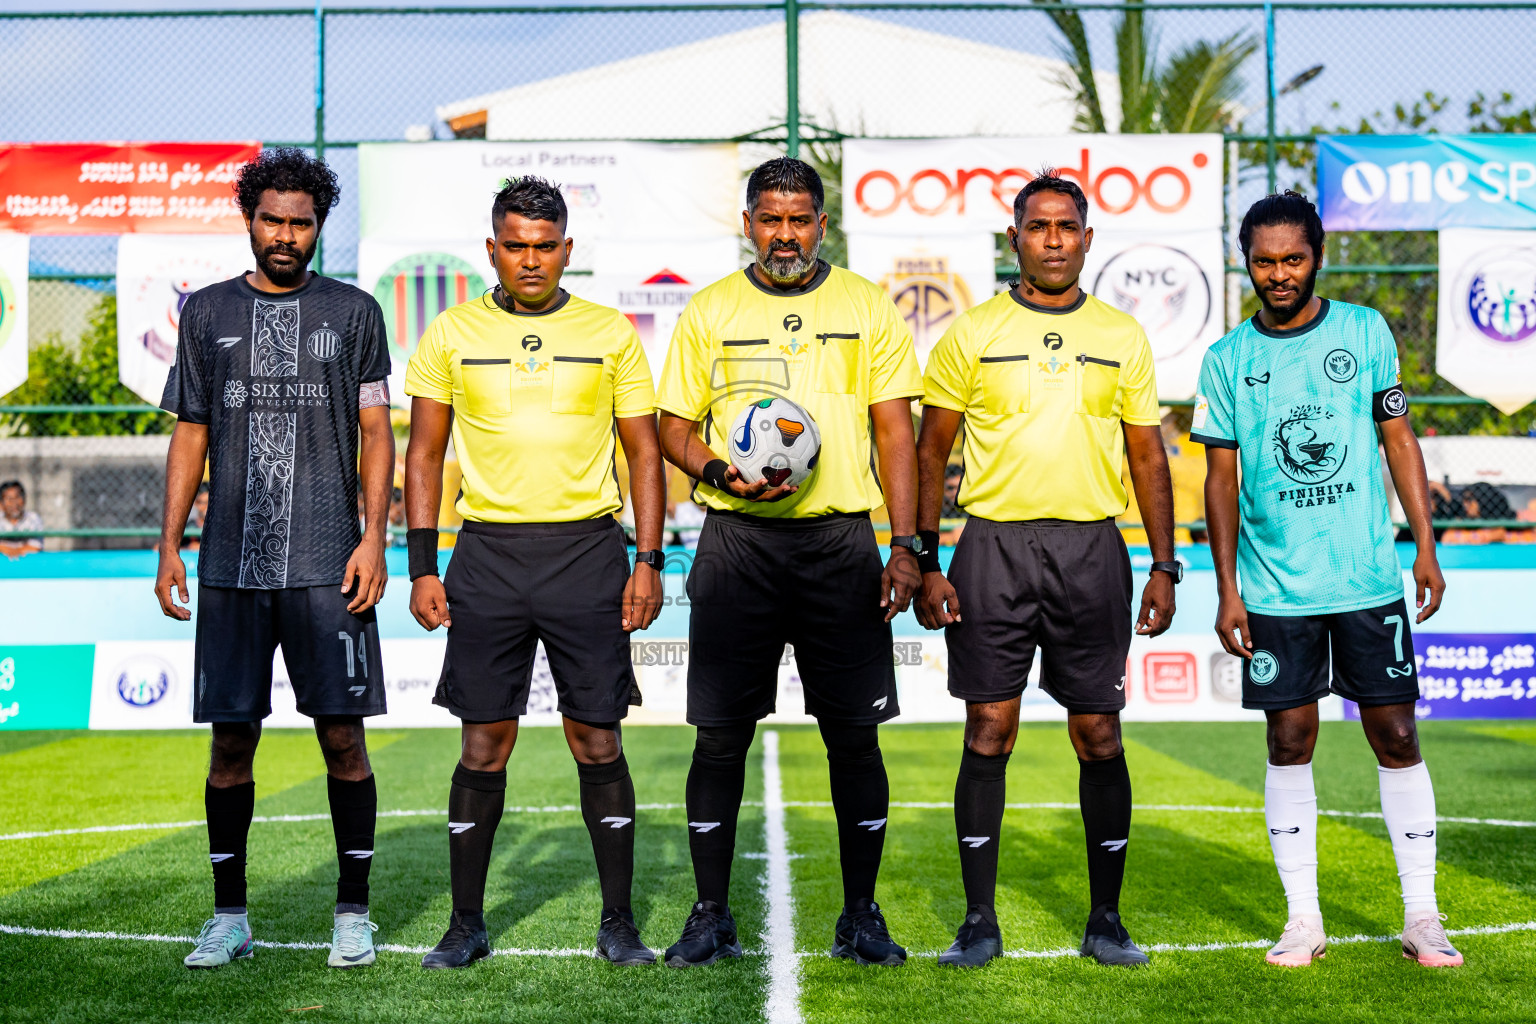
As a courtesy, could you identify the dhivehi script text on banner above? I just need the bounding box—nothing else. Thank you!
[0,234,27,397]
[1319,135,1536,231]
[0,143,259,235]
[1437,227,1536,414]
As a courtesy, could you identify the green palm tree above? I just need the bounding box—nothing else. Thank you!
[1032,1,1258,133]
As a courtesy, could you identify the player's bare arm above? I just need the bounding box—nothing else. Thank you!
[343,404,394,614]
[1204,445,1250,658]
[405,396,453,630]
[616,413,665,632]
[155,420,209,620]
[1124,423,1176,636]
[1380,415,1446,623]
[871,397,920,621]
[913,404,963,629]
[657,411,799,502]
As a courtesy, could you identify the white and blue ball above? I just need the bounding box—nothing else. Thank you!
[727,396,821,490]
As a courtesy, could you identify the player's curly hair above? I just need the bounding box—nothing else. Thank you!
[747,158,824,215]
[234,148,341,223]
[1013,169,1089,225]
[1239,190,1325,258]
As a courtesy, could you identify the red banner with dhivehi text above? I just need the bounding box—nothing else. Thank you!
[0,142,260,234]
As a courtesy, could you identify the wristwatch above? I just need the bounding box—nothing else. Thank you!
[1150,560,1184,584]
[634,550,664,570]
[889,535,924,557]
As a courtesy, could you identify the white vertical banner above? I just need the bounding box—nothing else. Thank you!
[0,233,29,397]
[1438,227,1536,414]
[846,233,997,367]
[116,234,251,403]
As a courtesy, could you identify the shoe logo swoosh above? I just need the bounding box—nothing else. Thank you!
[342,951,372,962]
[733,405,755,455]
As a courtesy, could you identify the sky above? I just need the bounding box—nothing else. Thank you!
[2,1,1532,275]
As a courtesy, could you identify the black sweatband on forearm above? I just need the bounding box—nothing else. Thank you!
[407,528,440,580]
[700,458,731,492]
[917,530,942,574]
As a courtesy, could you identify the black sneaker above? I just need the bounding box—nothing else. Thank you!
[1079,910,1149,967]
[831,899,907,966]
[937,912,1003,968]
[596,910,656,966]
[663,901,743,968]
[421,910,491,970]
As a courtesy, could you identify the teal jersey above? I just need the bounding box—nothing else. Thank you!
[1191,299,1411,616]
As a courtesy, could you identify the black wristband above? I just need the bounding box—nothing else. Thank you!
[407,528,440,581]
[917,530,942,574]
[700,458,731,491]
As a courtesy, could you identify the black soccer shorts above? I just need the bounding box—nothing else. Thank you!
[193,584,386,722]
[944,516,1133,714]
[1242,597,1421,711]
[435,518,640,723]
[684,510,899,727]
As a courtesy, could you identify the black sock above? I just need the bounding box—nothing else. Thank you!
[448,763,506,916]
[327,774,377,911]
[206,779,254,913]
[955,746,1010,927]
[578,754,636,916]
[686,723,756,907]
[821,721,888,909]
[1079,753,1132,936]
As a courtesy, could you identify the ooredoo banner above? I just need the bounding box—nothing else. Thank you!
[116,234,253,403]
[0,233,28,397]
[1319,135,1536,231]
[0,143,259,235]
[1437,227,1536,414]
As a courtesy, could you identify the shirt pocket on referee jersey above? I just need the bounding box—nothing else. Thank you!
[978,354,1030,414]
[460,358,512,416]
[814,333,861,394]
[1076,354,1120,418]
[550,355,606,415]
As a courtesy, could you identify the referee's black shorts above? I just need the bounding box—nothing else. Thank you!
[945,516,1132,714]
[435,517,640,724]
[685,509,898,727]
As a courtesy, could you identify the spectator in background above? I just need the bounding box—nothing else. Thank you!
[939,463,967,545]
[182,483,210,551]
[1442,482,1513,545]
[0,480,44,558]
[387,486,408,547]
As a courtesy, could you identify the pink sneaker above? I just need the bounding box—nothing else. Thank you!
[1402,913,1464,967]
[1266,916,1326,967]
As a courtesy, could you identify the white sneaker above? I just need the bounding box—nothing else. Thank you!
[329,912,378,968]
[1402,912,1463,967]
[184,914,254,969]
[1265,915,1326,967]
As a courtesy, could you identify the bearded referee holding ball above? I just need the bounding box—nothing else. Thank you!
[655,157,924,968]
[914,171,1178,968]
[404,177,665,968]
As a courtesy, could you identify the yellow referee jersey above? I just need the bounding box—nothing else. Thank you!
[923,289,1160,522]
[656,262,923,519]
[404,291,655,524]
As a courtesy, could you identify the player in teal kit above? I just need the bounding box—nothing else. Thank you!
[1193,192,1461,969]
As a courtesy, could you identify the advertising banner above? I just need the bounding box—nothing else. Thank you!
[846,233,997,364]
[0,142,259,235]
[1436,227,1536,414]
[0,233,27,397]
[1344,633,1536,721]
[0,645,93,730]
[116,234,252,403]
[567,268,713,380]
[1319,135,1536,231]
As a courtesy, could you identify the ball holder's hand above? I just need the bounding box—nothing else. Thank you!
[722,463,800,503]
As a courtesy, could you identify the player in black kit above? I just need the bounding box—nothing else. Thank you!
[156,149,396,970]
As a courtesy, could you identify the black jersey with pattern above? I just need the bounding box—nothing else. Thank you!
[161,273,392,589]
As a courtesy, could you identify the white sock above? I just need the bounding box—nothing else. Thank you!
[1379,761,1439,919]
[1265,761,1321,919]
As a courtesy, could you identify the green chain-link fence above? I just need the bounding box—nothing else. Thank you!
[2,3,1534,547]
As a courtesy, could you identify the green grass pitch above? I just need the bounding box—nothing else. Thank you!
[1,720,1533,1023]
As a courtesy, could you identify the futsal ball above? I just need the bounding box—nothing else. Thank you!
[727,396,821,490]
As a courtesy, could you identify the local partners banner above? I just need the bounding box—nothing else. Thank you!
[357,141,740,397]
[1319,135,1536,231]
[1437,227,1536,413]
[843,136,1224,395]
[116,234,252,403]
[0,233,27,397]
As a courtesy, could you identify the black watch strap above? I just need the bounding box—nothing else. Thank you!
[634,549,664,570]
[1150,560,1183,583]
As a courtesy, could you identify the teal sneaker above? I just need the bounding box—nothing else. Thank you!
[184,914,254,969]
[328,912,378,968]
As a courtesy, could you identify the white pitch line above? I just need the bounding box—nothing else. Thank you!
[760,730,801,1024]
[0,923,591,957]
[782,801,1536,829]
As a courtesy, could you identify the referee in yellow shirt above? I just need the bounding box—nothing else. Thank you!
[656,158,923,968]
[403,177,665,969]
[915,171,1178,968]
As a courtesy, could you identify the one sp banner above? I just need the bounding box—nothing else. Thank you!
[1319,135,1536,231]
